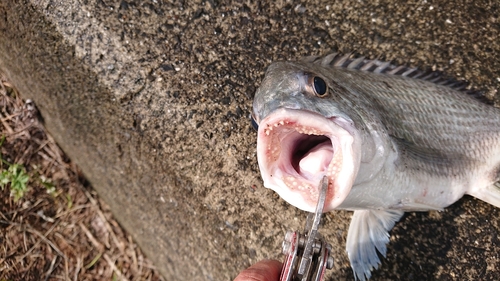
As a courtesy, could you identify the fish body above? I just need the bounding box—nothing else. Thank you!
[252,54,500,280]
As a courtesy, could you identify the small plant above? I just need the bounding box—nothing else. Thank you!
[40,175,57,196]
[66,193,73,209]
[0,136,30,201]
[0,163,30,201]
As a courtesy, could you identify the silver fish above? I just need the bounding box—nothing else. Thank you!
[252,53,500,280]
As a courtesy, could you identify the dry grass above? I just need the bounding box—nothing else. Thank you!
[0,75,165,281]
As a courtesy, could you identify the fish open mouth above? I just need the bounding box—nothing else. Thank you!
[291,135,332,177]
[256,108,358,212]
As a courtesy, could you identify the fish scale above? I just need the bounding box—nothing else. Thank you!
[252,53,500,280]
[334,69,500,156]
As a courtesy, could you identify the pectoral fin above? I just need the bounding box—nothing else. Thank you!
[346,209,404,281]
[468,182,500,208]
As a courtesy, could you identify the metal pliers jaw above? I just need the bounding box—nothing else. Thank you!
[280,176,334,281]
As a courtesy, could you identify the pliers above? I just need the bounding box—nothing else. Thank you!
[279,176,334,281]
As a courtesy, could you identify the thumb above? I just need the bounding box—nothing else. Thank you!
[233,259,283,281]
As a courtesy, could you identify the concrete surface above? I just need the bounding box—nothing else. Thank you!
[0,0,499,280]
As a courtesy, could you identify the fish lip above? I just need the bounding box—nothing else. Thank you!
[256,108,357,212]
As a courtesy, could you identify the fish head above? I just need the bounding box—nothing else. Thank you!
[253,61,362,212]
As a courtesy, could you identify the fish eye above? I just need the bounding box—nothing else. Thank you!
[313,76,327,97]
[250,114,259,131]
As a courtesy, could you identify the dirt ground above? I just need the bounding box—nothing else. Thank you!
[0,75,164,280]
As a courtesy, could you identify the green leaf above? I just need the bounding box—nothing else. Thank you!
[0,170,10,189]
[39,175,56,196]
[66,194,73,209]
[8,164,29,201]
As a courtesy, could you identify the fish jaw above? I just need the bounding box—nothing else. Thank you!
[256,108,361,212]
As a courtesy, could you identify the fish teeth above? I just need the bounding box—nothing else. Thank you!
[327,149,343,176]
[296,126,321,135]
[284,176,311,191]
[297,184,311,190]
[264,119,324,136]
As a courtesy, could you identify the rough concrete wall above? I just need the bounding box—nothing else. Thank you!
[0,0,499,280]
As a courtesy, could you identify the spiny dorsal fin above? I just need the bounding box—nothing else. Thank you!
[302,53,491,105]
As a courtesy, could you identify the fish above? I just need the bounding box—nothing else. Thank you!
[251,53,500,280]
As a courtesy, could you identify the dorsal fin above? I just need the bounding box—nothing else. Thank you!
[302,53,491,105]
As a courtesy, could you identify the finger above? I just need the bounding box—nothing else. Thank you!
[234,259,283,281]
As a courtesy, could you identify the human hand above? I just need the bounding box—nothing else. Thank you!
[233,259,283,281]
